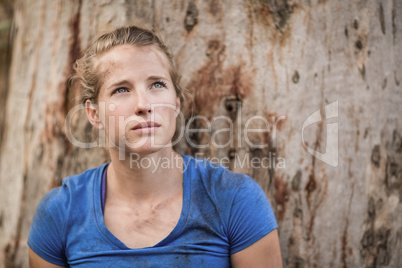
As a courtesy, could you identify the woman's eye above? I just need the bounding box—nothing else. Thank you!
[114,88,128,94]
[151,81,167,89]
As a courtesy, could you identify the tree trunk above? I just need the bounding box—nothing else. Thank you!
[0,0,13,162]
[0,0,401,267]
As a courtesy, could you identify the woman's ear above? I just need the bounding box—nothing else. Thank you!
[85,100,104,129]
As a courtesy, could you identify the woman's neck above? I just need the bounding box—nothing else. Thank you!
[106,147,184,205]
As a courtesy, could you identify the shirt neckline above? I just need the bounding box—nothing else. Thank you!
[93,154,192,250]
[101,165,107,214]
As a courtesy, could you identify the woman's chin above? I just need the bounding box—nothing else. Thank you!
[120,143,172,156]
[106,135,173,157]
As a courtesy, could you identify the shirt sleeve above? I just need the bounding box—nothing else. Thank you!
[28,187,68,267]
[227,175,278,255]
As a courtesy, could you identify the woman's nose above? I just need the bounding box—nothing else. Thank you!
[134,91,152,115]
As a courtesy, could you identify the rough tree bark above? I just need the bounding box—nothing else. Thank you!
[0,0,13,162]
[0,0,401,267]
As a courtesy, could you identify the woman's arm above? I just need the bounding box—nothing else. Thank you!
[230,229,283,268]
[29,248,65,268]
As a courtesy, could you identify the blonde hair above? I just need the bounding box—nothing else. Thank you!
[69,25,185,106]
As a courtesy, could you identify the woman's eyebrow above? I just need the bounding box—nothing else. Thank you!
[106,76,169,89]
[107,80,131,89]
[147,75,169,82]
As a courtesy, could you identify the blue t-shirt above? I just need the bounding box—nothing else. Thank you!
[28,155,278,267]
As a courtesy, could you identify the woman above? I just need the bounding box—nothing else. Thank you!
[28,25,282,267]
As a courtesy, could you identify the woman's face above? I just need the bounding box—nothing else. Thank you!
[92,44,180,155]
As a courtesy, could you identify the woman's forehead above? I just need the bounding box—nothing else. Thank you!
[97,44,170,69]
[95,45,172,85]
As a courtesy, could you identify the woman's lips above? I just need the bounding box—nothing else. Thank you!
[131,121,161,133]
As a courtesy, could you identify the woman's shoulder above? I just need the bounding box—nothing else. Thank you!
[182,154,261,193]
[39,163,107,208]
[61,163,106,188]
[181,155,277,246]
